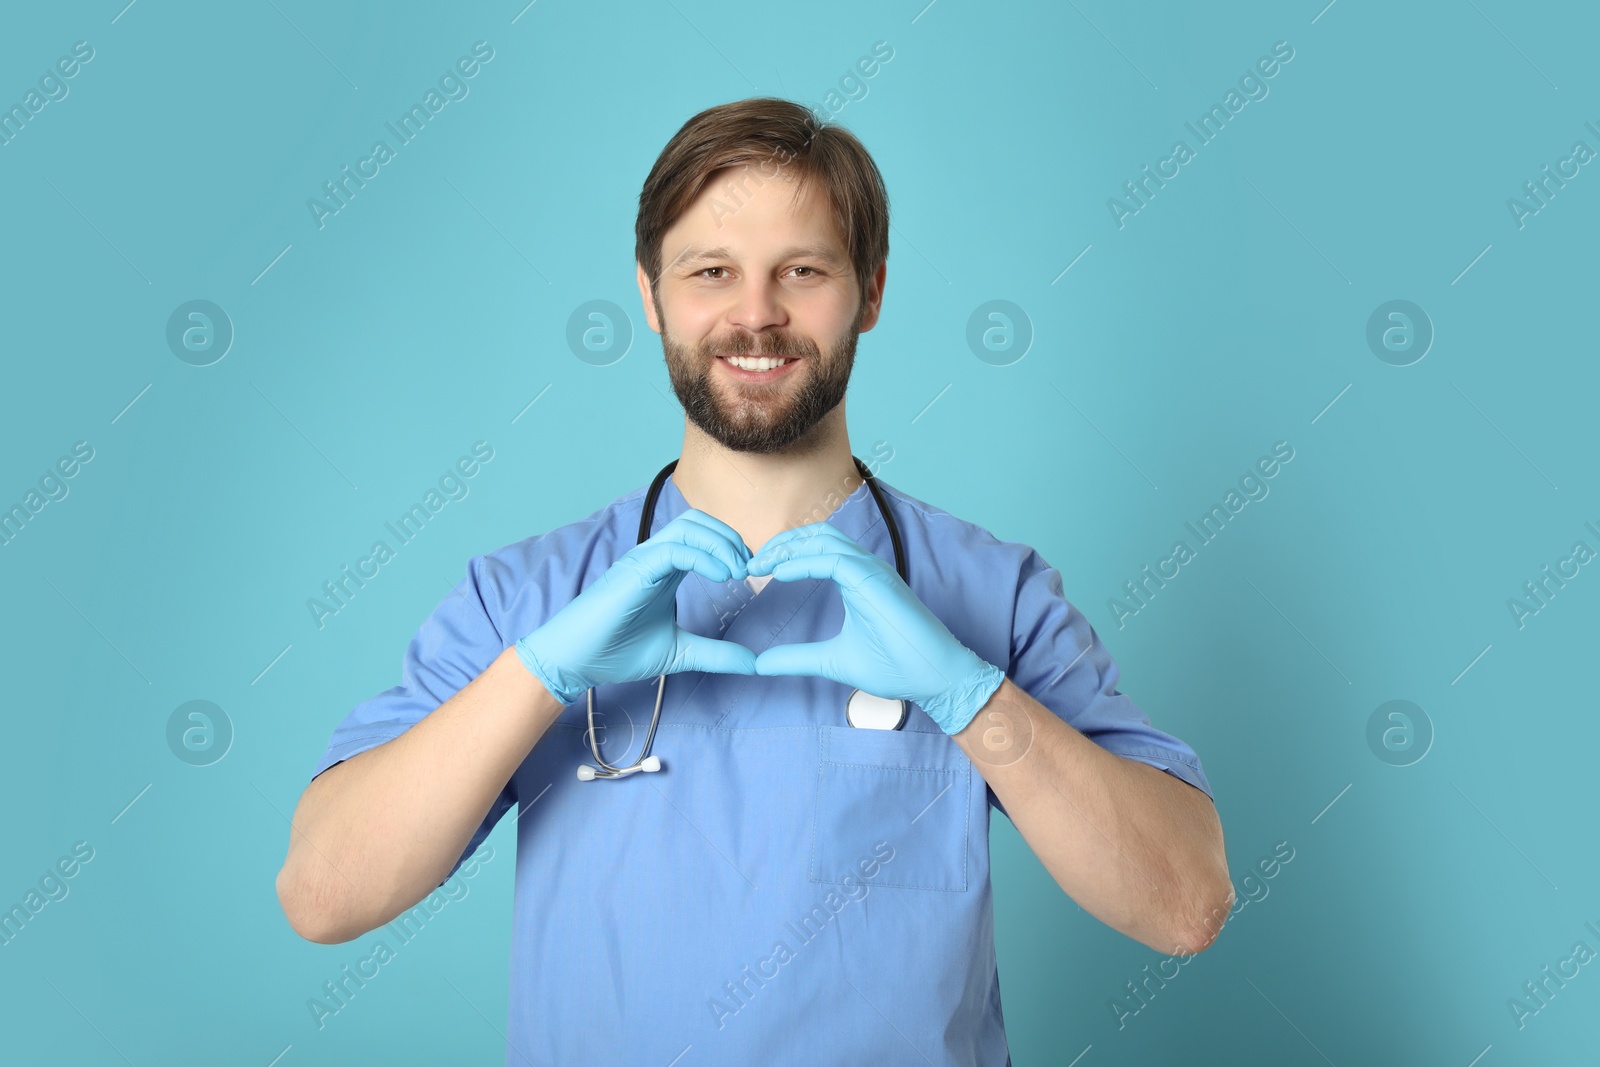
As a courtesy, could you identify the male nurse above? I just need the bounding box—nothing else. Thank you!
[276,97,1231,1066]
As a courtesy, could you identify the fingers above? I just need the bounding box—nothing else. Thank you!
[750,535,890,590]
[747,523,866,577]
[673,631,759,676]
[632,509,750,582]
[666,509,752,572]
[626,539,741,587]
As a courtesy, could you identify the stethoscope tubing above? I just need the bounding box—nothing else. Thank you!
[579,455,906,780]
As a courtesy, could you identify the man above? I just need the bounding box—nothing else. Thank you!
[276,97,1230,1065]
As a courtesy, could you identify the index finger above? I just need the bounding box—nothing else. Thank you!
[747,523,862,575]
[655,508,752,573]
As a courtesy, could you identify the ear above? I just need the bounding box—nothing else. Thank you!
[636,261,663,335]
[856,260,887,333]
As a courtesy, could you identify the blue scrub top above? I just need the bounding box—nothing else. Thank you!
[310,471,1213,1065]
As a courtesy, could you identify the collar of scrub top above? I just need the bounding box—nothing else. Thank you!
[644,458,911,731]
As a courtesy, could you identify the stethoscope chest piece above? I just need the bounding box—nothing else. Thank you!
[846,689,908,730]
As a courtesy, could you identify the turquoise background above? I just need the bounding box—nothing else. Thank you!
[2,0,1596,1063]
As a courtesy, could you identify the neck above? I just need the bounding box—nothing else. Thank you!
[670,408,861,554]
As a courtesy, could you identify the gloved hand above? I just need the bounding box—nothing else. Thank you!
[745,523,1006,735]
[513,509,759,706]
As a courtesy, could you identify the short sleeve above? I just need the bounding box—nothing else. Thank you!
[309,555,517,881]
[993,546,1213,817]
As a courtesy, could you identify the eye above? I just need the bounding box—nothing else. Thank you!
[692,265,823,281]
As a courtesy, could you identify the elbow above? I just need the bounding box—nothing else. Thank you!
[276,864,361,945]
[1167,913,1223,957]
[1165,808,1233,957]
[1166,879,1236,957]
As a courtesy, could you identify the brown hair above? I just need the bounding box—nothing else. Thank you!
[635,97,889,312]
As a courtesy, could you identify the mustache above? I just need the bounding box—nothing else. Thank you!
[704,333,818,359]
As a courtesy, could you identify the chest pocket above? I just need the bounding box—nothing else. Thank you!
[810,725,972,893]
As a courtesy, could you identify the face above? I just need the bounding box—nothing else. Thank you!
[637,167,884,454]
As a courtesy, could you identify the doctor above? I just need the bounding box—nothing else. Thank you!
[276,97,1231,1065]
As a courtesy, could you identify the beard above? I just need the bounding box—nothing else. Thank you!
[660,305,860,455]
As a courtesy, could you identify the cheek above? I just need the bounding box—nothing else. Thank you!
[659,294,720,340]
[819,299,870,343]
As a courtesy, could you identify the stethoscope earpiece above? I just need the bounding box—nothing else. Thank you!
[577,754,661,781]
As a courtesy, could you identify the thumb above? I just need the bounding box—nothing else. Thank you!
[754,638,839,680]
[672,632,758,676]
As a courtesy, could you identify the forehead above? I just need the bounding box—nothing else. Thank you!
[664,169,847,265]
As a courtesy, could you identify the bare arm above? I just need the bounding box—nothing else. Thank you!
[275,646,562,944]
[952,678,1232,955]
[275,507,760,943]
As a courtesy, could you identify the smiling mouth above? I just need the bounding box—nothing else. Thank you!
[718,355,797,372]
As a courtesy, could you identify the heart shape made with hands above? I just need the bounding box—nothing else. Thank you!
[684,517,1004,734]
[516,507,1005,733]
[739,523,931,682]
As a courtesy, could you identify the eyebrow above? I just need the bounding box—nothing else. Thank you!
[672,243,847,269]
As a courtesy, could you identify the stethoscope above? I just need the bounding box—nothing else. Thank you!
[577,454,909,781]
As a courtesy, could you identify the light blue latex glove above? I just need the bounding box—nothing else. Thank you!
[513,509,759,706]
[745,522,1006,735]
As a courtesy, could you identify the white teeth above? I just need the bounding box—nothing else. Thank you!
[725,355,792,372]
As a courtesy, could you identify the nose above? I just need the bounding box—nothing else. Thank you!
[726,275,787,335]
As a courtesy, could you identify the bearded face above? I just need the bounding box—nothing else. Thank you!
[659,296,863,455]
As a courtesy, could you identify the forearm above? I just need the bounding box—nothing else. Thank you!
[952,677,1231,954]
[276,646,562,943]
